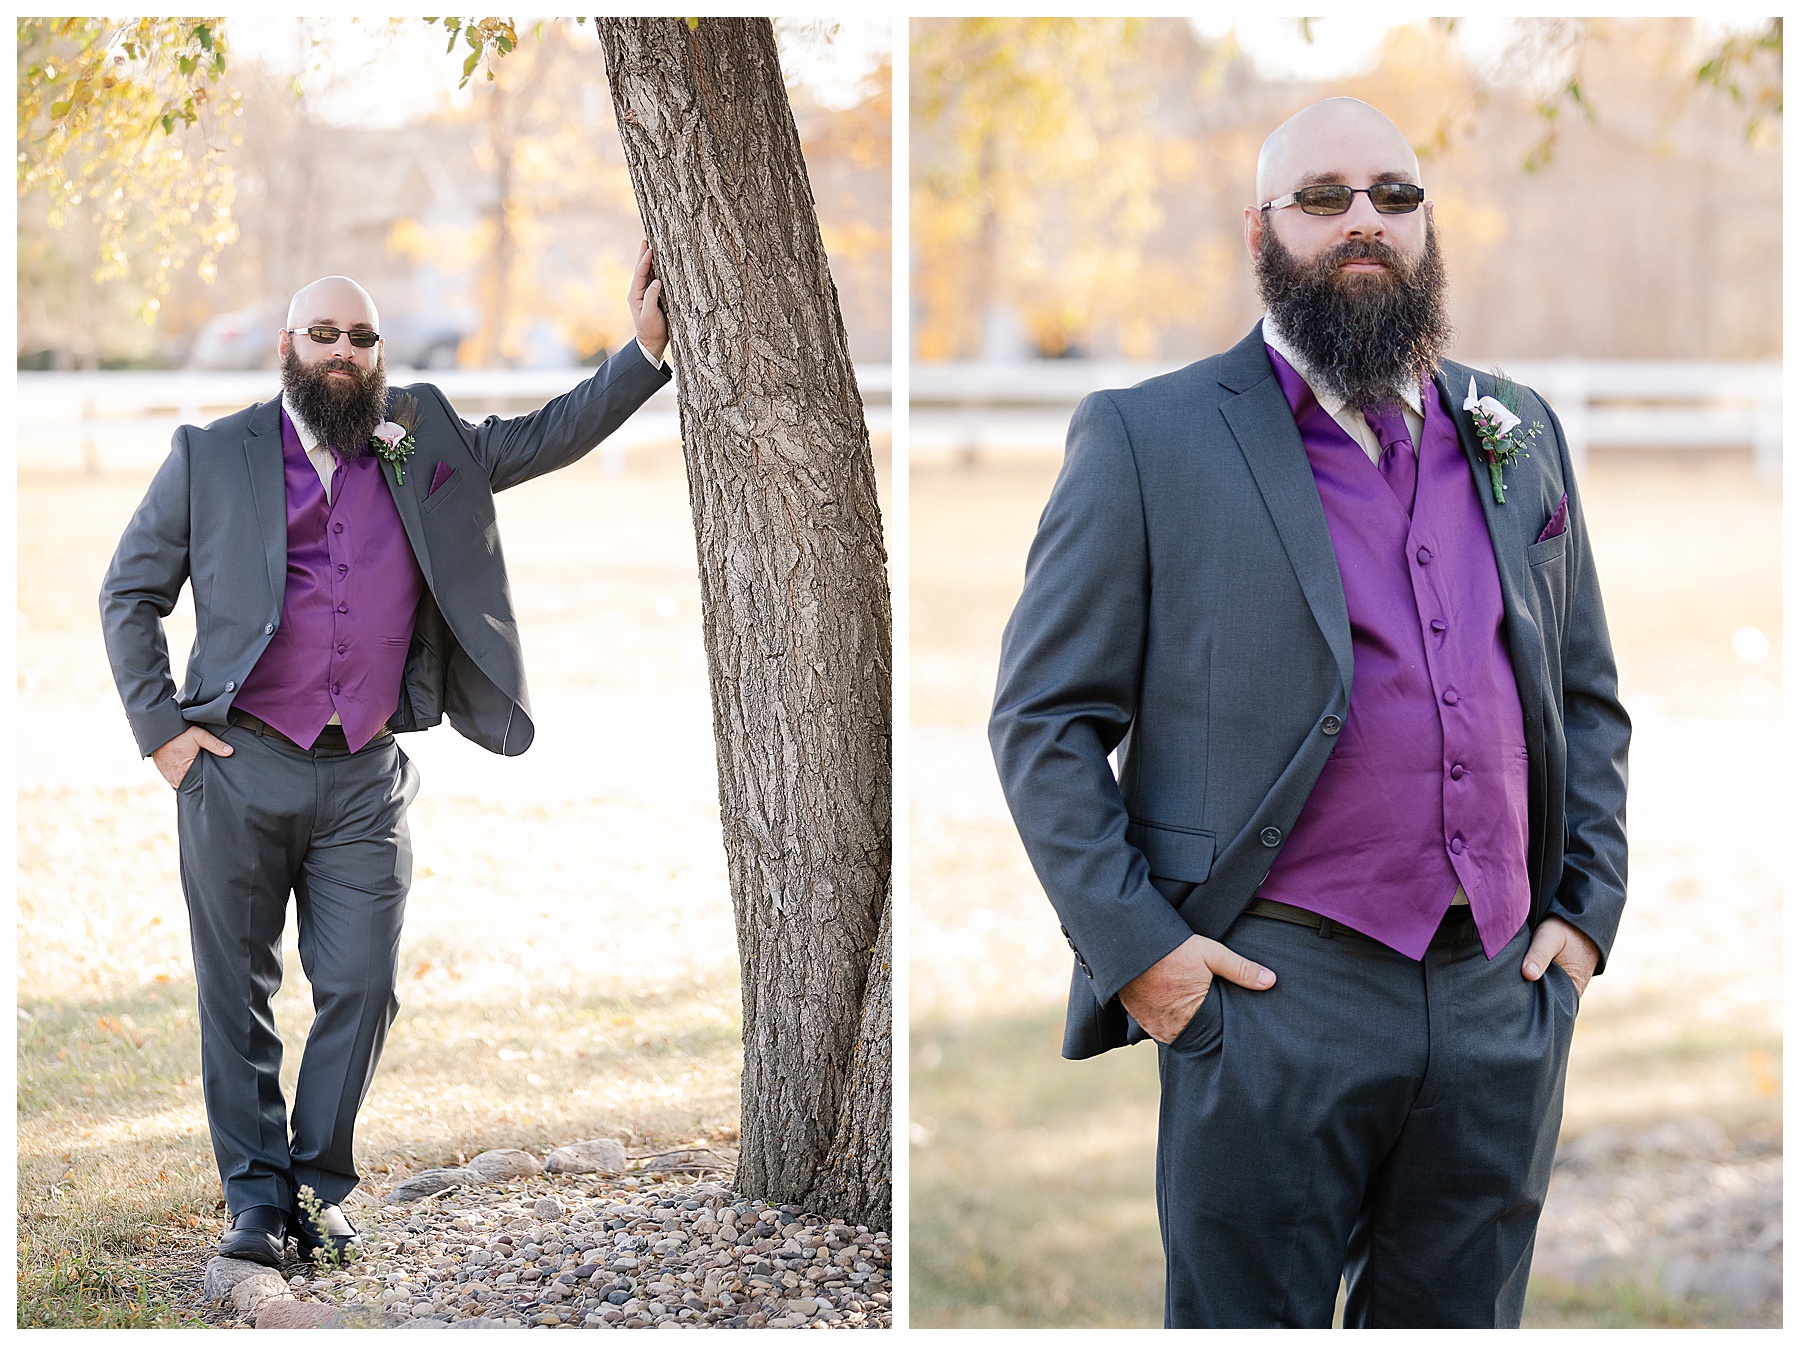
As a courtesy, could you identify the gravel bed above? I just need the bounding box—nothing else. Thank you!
[258,1170,892,1329]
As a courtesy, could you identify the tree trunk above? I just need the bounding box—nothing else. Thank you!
[595,17,892,1229]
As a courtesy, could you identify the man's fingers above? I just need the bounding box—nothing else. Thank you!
[1207,945,1275,991]
[1520,924,1563,980]
[192,727,233,757]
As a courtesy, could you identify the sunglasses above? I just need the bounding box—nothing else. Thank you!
[285,325,382,348]
[1260,183,1426,216]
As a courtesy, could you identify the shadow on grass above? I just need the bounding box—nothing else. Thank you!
[910,1003,1781,1329]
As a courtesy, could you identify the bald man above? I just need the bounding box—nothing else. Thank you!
[101,248,671,1269]
[990,98,1628,1326]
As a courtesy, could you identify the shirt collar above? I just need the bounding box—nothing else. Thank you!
[1261,313,1424,418]
[280,391,331,457]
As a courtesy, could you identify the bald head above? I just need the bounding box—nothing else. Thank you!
[1255,98,1419,205]
[286,276,379,332]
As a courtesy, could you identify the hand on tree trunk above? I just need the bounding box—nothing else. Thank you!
[629,240,668,363]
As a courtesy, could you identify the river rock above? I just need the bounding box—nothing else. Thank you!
[466,1149,542,1182]
[230,1272,292,1313]
[387,1167,484,1203]
[255,1300,345,1329]
[204,1256,283,1304]
[533,1196,564,1221]
[544,1138,628,1176]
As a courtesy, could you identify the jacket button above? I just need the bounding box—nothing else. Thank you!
[1450,836,1465,855]
[264,623,275,635]
[1443,688,1460,706]
[225,680,236,692]
[1321,716,1341,735]
[1260,826,1282,847]
[1416,546,1433,564]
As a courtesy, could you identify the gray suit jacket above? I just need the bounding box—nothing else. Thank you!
[100,344,671,759]
[989,325,1630,1059]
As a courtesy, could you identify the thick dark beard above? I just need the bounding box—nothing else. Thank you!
[1255,218,1452,410]
[280,345,388,457]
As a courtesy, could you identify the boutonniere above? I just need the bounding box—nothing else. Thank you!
[371,391,421,484]
[1463,373,1543,504]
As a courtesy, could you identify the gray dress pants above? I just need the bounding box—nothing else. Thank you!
[175,717,419,1216]
[1155,905,1578,1328]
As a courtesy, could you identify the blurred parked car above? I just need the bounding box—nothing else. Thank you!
[187,304,468,371]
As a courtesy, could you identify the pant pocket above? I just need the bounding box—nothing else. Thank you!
[1168,982,1225,1055]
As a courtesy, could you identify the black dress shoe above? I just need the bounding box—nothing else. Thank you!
[219,1205,289,1268]
[290,1202,361,1261]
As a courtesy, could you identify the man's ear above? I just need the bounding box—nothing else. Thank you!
[277,330,291,363]
[1243,205,1265,264]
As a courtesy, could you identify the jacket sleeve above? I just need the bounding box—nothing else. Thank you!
[459,343,672,493]
[99,426,196,757]
[988,391,1197,1006]
[1538,398,1631,972]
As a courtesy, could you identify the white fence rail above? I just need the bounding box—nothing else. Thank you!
[18,364,892,474]
[912,359,1782,481]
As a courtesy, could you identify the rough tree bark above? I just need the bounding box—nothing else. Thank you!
[595,17,891,1229]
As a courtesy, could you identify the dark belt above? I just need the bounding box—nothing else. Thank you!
[228,710,388,752]
[1246,897,1476,944]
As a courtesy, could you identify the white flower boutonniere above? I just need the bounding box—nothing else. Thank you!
[1463,373,1544,504]
[371,391,421,484]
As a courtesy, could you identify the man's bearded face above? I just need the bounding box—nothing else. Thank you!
[1255,217,1452,411]
[280,343,389,457]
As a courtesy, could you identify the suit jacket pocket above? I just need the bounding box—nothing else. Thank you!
[1127,818,1216,884]
[422,471,466,512]
[1525,531,1567,567]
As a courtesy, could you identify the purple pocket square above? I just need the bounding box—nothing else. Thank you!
[428,462,455,496]
[1536,493,1568,544]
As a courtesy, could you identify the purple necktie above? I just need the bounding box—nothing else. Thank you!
[1362,400,1417,516]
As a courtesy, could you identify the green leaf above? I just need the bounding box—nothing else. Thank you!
[160,112,174,134]
[49,99,71,119]
[462,48,481,82]
[686,17,699,31]
[191,23,212,51]
[178,55,195,75]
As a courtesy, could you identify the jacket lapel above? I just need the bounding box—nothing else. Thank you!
[243,398,287,607]
[1434,363,1547,737]
[379,388,435,589]
[1218,325,1354,696]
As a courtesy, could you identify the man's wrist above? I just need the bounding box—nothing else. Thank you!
[635,337,666,368]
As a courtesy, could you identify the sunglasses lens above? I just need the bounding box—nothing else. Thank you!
[348,332,380,348]
[1370,183,1424,213]
[1296,185,1353,215]
[306,327,339,344]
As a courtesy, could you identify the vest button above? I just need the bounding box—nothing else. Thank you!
[337,604,348,614]
[1430,619,1447,633]
[1321,716,1342,736]
[333,522,344,533]
[1450,763,1466,780]
[264,623,275,635]
[337,564,348,574]
[337,644,347,655]
[225,680,236,692]
[331,683,341,695]
[1416,546,1432,564]
[1449,836,1465,855]
[1260,826,1282,848]
[1442,688,1460,705]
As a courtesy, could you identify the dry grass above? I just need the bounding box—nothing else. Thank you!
[908,450,1782,1327]
[18,430,891,1327]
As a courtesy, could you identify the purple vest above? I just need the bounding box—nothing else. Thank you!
[1258,350,1531,960]
[233,410,425,752]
